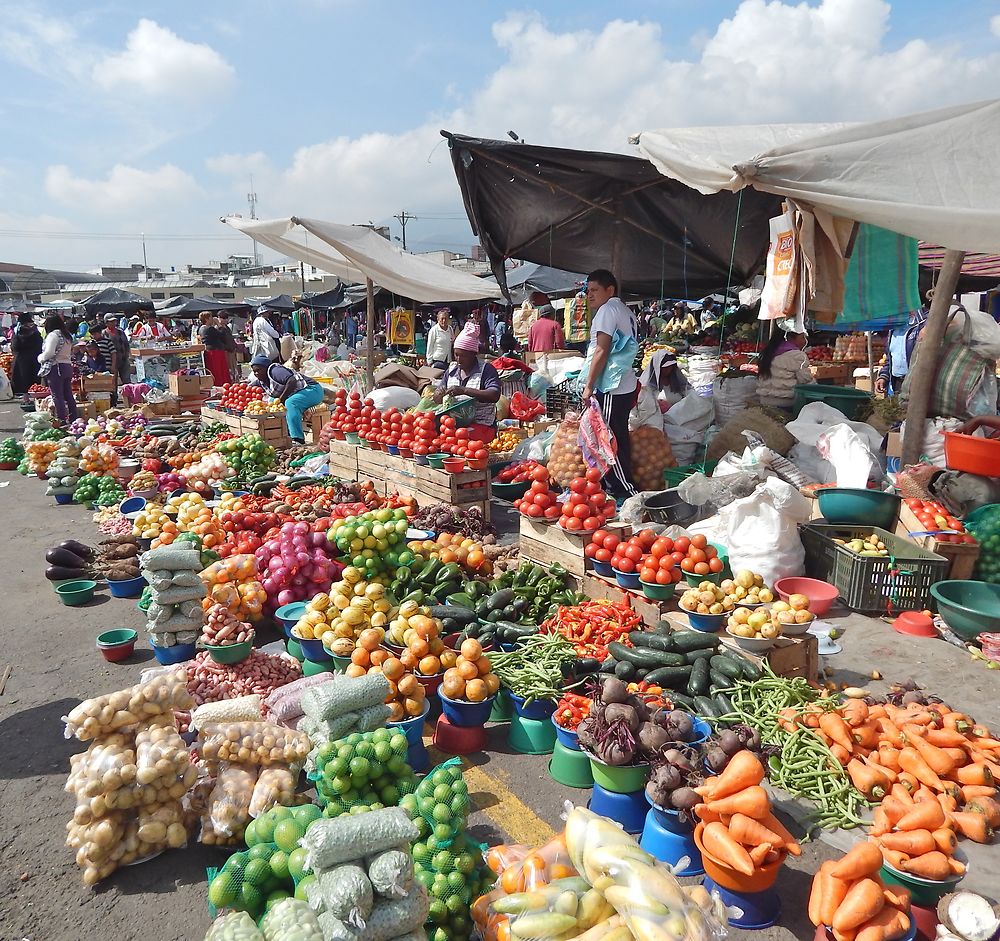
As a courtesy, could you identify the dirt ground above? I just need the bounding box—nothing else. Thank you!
[1,397,998,941]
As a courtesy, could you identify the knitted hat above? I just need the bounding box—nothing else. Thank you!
[453,322,480,352]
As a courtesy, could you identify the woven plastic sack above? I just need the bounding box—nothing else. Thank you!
[317,887,429,941]
[192,695,263,731]
[264,675,335,722]
[317,864,374,928]
[140,546,202,571]
[367,849,414,899]
[206,912,263,941]
[199,721,311,766]
[152,584,206,605]
[260,898,323,941]
[300,807,419,871]
[630,425,675,490]
[548,416,587,488]
[301,674,389,723]
[63,667,193,741]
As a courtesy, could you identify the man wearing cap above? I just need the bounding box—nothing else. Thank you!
[104,313,131,388]
[248,354,324,444]
[434,321,501,440]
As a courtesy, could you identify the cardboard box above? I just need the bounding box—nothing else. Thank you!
[75,400,97,420]
[168,373,202,397]
[199,375,214,392]
[886,432,902,458]
[82,373,116,393]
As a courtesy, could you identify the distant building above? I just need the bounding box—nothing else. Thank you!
[470,244,487,262]
[417,250,491,276]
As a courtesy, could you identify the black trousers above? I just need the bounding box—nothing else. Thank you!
[594,388,638,499]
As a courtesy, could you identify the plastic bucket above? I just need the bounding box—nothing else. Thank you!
[97,629,137,662]
[590,559,613,577]
[298,637,332,662]
[274,601,307,639]
[204,641,252,664]
[552,715,581,751]
[587,753,650,794]
[509,693,556,720]
[151,641,196,665]
[56,579,97,606]
[388,700,431,745]
[681,606,725,633]
[613,569,642,591]
[108,575,146,598]
[439,691,496,727]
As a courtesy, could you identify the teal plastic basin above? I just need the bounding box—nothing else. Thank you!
[817,488,901,529]
[930,580,1000,641]
[793,384,871,419]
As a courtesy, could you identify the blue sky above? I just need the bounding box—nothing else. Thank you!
[2,0,999,272]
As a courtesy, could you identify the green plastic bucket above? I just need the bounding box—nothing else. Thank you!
[587,754,650,794]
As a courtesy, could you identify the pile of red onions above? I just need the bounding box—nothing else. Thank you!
[254,519,341,612]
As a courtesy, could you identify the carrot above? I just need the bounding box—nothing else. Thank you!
[693,803,723,825]
[832,743,852,766]
[832,877,885,933]
[925,728,971,748]
[877,745,902,772]
[907,732,959,775]
[727,813,784,848]
[899,746,945,791]
[895,798,946,832]
[972,736,1000,751]
[829,841,883,881]
[832,928,857,941]
[966,796,1000,826]
[913,786,938,804]
[890,783,915,804]
[931,827,958,854]
[877,718,904,746]
[901,851,952,880]
[842,700,870,728]
[949,857,967,876]
[949,810,993,843]
[941,747,968,765]
[855,907,909,941]
[937,794,958,815]
[868,704,888,721]
[848,759,890,800]
[701,821,754,875]
[703,785,770,819]
[697,750,764,801]
[808,861,832,927]
[878,829,935,855]
[871,806,892,838]
[881,849,909,870]
[747,841,773,866]
[882,885,910,910]
[820,871,851,927]
[759,810,802,856]
[863,755,898,782]
[821,713,856,753]
[777,707,800,733]
[961,784,997,802]
[854,724,880,751]
[954,763,993,787]
[942,712,973,733]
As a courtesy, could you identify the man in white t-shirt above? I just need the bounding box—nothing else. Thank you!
[581,268,638,499]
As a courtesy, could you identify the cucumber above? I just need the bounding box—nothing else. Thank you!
[486,589,516,612]
[688,657,711,696]
[737,655,763,681]
[635,667,649,681]
[576,657,602,675]
[429,605,476,623]
[714,692,734,715]
[693,695,720,719]
[599,657,618,674]
[683,648,717,665]
[627,632,677,653]
[671,631,721,653]
[614,660,637,681]
[667,691,696,710]
[710,656,744,681]
[652,620,674,636]
[607,642,685,669]
[709,669,731,691]
[643,665,693,689]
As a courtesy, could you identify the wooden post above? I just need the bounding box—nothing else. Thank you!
[901,248,966,466]
[365,277,376,390]
[866,331,875,394]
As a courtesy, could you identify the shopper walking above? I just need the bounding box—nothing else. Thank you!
[90,322,119,404]
[104,313,131,388]
[38,315,78,423]
[580,269,639,500]
[11,313,42,403]
[527,302,566,353]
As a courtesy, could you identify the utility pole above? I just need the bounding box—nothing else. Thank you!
[393,210,417,250]
[247,176,260,267]
[141,232,148,280]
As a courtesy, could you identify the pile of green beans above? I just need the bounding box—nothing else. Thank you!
[489,633,578,704]
[717,666,869,831]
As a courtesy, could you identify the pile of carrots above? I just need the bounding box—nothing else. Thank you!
[781,696,998,878]
[693,751,801,876]
[809,842,911,941]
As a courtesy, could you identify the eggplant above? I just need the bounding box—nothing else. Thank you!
[46,547,88,569]
[46,564,90,581]
[58,539,94,559]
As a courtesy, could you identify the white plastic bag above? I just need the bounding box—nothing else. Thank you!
[786,402,884,452]
[898,417,964,467]
[965,307,1000,359]
[0,370,12,401]
[695,478,812,588]
[816,425,878,488]
[510,428,554,463]
[628,386,666,432]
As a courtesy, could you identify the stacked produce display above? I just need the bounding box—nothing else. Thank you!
[141,542,208,650]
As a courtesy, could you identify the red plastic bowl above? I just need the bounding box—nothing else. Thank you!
[466,457,488,471]
[774,577,839,616]
[442,458,466,474]
[398,447,413,459]
[943,431,1000,475]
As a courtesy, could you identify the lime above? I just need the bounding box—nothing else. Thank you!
[248,844,273,862]
[273,819,304,853]
[433,823,454,842]
[244,818,260,846]
[379,784,399,805]
[446,892,466,914]
[288,847,309,881]
[387,755,407,774]
[415,816,431,838]
[399,794,418,813]
[317,742,336,763]
[243,858,271,887]
[269,850,290,881]
[432,850,454,873]
[239,882,264,914]
[415,868,434,890]
[433,783,451,802]
[428,899,448,923]
[455,853,476,875]
[293,804,322,825]
[446,871,466,891]
[294,874,314,902]
[265,889,291,911]
[252,815,276,845]
[208,872,238,908]
[270,806,294,823]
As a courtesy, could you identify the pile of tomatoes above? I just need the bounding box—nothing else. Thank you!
[904,498,977,545]
[586,529,720,583]
[329,389,365,434]
[514,465,562,520]
[557,469,614,532]
[219,382,264,412]
[434,415,490,461]
[676,534,725,575]
[495,460,543,484]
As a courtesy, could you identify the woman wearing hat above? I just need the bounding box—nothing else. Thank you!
[434,321,501,441]
[249,354,324,444]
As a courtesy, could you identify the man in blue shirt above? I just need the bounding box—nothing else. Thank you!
[877,309,928,395]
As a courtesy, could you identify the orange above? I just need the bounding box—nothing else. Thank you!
[460,638,483,660]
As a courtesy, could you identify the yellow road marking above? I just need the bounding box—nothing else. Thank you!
[421,730,556,846]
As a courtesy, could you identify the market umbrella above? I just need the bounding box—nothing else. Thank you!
[297,284,347,309]
[80,287,153,315]
[252,294,295,313]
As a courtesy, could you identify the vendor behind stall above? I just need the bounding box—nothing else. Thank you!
[433,321,500,441]
[249,354,324,444]
[755,328,815,411]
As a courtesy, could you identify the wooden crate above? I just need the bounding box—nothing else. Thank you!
[357,447,389,482]
[519,516,590,577]
[895,503,980,580]
[581,573,675,629]
[304,405,331,445]
[328,439,359,480]
[201,405,244,434]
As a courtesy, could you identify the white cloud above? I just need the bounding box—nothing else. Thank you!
[92,19,234,100]
[992,14,1000,38]
[45,163,201,213]
[207,0,1000,246]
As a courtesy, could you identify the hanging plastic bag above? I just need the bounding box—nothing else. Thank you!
[630,426,675,490]
[548,416,587,487]
[578,398,615,478]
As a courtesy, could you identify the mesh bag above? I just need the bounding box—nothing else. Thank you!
[201,764,258,843]
[205,912,263,941]
[260,898,323,941]
[300,674,390,723]
[491,877,606,941]
[248,767,301,818]
[316,864,374,927]
[403,759,470,848]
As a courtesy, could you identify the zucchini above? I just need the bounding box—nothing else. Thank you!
[667,691,696,710]
[614,660,637,681]
[714,692,734,715]
[607,642,685,669]
[671,631,721,653]
[652,620,674,636]
[693,695,720,719]
[627,632,676,653]
[486,589,515,612]
[496,622,534,639]
[643,665,693,689]
[710,656,744,681]
[709,669,731,691]
[635,668,649,681]
[576,657,602,675]
[687,657,710,696]
[683,648,717,665]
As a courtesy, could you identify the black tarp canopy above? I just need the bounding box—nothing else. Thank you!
[297,284,347,309]
[251,293,295,312]
[443,132,782,300]
[155,295,253,318]
[80,287,153,315]
[492,263,585,301]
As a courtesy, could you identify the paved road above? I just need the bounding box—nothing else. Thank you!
[1,398,997,941]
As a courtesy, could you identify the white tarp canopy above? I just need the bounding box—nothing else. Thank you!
[224,216,501,303]
[636,99,1000,253]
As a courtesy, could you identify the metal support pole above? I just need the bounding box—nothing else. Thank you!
[366,277,376,390]
[901,249,965,466]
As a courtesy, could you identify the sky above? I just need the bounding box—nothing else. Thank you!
[2,0,1000,275]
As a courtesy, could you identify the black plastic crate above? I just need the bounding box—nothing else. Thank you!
[800,523,949,614]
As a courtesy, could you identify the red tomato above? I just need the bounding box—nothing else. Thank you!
[543,505,561,520]
[584,542,598,559]
[525,503,543,518]
[674,536,691,554]
[602,534,620,551]
[583,517,600,531]
[585,468,601,483]
[615,557,635,573]
[595,548,612,563]
[625,544,643,563]
[570,478,586,493]
[592,529,609,545]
